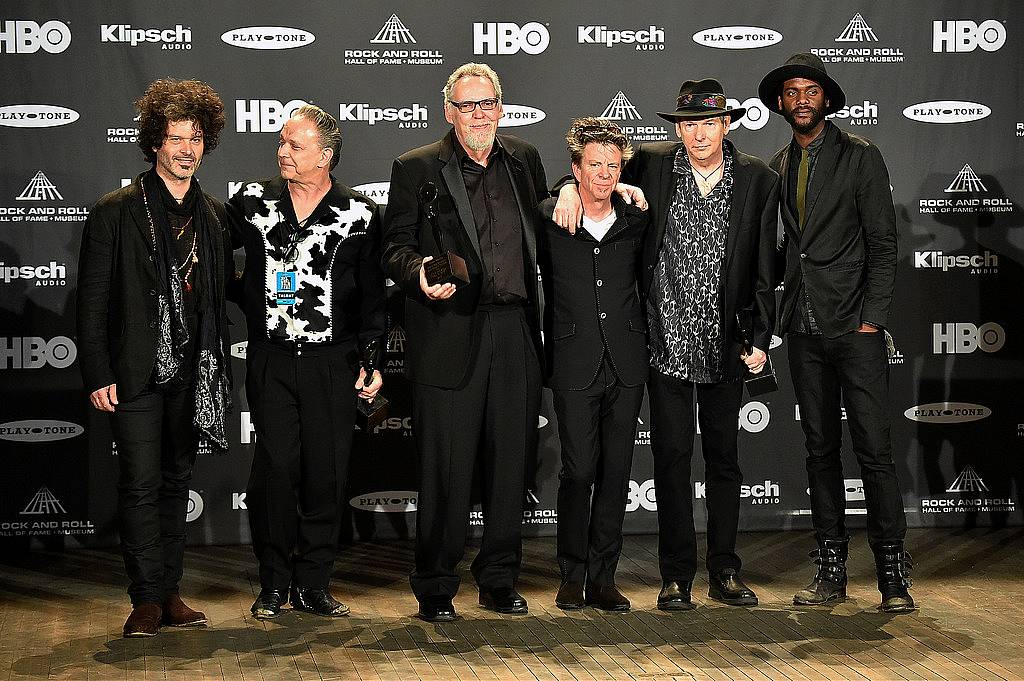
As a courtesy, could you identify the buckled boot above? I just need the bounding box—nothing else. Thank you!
[793,536,848,605]
[873,541,916,613]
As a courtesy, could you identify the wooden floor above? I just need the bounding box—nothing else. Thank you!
[1,528,1022,680]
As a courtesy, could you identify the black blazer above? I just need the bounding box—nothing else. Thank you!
[538,196,649,390]
[76,173,231,401]
[769,122,897,337]
[623,139,779,379]
[382,131,548,389]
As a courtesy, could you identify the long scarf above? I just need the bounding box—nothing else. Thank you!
[142,170,231,451]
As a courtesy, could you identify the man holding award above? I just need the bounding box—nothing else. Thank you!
[382,63,549,622]
[554,79,778,609]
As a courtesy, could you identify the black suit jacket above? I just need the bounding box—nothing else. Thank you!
[538,195,649,390]
[76,173,231,401]
[382,131,548,389]
[623,139,779,379]
[769,121,897,337]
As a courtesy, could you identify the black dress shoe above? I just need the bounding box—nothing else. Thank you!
[585,583,630,612]
[479,587,528,614]
[289,587,350,617]
[657,580,695,611]
[555,581,585,610]
[708,568,758,606]
[418,596,457,622]
[251,589,287,619]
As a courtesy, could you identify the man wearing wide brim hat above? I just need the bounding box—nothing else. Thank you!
[556,77,780,611]
[759,53,914,613]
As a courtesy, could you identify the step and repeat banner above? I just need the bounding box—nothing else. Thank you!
[1,1,1021,549]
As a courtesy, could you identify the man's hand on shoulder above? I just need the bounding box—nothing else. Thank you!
[614,183,647,211]
[553,184,582,234]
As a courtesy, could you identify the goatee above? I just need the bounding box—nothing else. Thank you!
[783,106,825,135]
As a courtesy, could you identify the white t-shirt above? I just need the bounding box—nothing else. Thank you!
[581,210,617,242]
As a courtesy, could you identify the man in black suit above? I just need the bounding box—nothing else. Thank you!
[538,118,649,613]
[77,79,232,637]
[382,63,548,622]
[555,79,778,610]
[759,53,914,612]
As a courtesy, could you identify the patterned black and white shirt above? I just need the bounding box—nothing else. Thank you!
[648,145,734,383]
[227,176,385,350]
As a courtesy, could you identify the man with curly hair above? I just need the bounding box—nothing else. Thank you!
[77,78,232,637]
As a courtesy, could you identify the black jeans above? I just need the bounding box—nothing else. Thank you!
[552,356,644,587]
[648,370,744,581]
[787,331,907,545]
[111,382,197,606]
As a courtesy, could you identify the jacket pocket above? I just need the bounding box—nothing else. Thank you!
[552,322,576,340]
[628,318,647,334]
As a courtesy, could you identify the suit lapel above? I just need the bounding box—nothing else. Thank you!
[653,149,676,256]
[502,144,537,272]
[724,145,749,273]
[438,139,482,261]
[129,175,155,253]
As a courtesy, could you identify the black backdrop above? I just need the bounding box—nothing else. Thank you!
[1,1,1021,549]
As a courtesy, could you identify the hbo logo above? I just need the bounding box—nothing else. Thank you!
[0,20,71,54]
[0,336,77,369]
[473,22,549,55]
[625,479,657,512]
[727,97,770,131]
[932,322,1005,354]
[933,20,1006,52]
[235,99,307,133]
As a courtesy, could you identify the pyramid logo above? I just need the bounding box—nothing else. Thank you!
[836,13,878,42]
[386,324,406,353]
[20,487,67,515]
[944,164,987,193]
[601,92,642,121]
[370,14,417,44]
[946,465,989,493]
[16,171,64,201]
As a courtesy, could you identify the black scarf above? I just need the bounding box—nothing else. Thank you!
[142,170,231,451]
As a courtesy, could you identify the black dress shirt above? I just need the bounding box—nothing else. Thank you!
[786,128,827,335]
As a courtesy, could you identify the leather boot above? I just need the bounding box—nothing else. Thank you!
[794,536,848,605]
[873,541,916,613]
[162,594,207,627]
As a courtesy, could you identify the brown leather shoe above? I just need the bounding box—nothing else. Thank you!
[162,594,207,627]
[123,603,162,637]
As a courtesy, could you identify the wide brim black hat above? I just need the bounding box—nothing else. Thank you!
[758,52,846,115]
[656,78,746,123]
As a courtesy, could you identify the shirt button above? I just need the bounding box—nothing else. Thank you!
[596,280,603,287]
[148,321,157,329]
[594,247,600,254]
[599,312,607,320]
[800,253,808,259]
[149,289,156,296]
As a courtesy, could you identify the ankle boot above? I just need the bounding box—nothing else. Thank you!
[793,536,848,605]
[873,540,916,613]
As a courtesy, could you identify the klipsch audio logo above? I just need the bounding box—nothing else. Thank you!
[345,14,443,65]
[692,26,782,49]
[100,24,191,49]
[1,260,66,287]
[811,14,904,63]
[933,20,1005,52]
[221,27,315,50]
[827,100,878,126]
[727,97,770,131]
[933,322,1005,354]
[0,20,71,53]
[0,104,79,128]
[904,402,991,423]
[903,101,990,124]
[349,491,417,513]
[921,465,1015,514]
[474,22,549,55]
[577,25,664,50]
[0,420,83,442]
[498,104,546,128]
[918,164,1011,214]
[698,479,781,505]
[598,92,668,142]
[914,250,998,275]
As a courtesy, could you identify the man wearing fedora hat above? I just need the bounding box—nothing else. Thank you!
[555,78,778,610]
[758,53,914,613]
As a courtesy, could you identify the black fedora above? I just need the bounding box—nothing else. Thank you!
[656,78,746,123]
[758,52,846,115]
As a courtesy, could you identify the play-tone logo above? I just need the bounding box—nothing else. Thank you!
[0,104,79,128]
[692,26,782,49]
[0,20,71,53]
[498,104,546,128]
[474,22,549,55]
[902,100,990,124]
[349,491,418,512]
[230,341,247,359]
[221,26,315,50]
[933,20,1005,52]
[353,182,390,205]
[0,420,83,442]
[904,402,991,423]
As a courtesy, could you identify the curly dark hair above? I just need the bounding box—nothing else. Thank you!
[135,78,226,163]
[566,117,633,167]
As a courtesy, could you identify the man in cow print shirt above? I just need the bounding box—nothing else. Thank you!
[227,104,385,620]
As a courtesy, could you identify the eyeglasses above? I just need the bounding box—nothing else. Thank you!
[165,135,204,146]
[448,98,499,114]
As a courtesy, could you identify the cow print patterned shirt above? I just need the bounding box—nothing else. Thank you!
[647,145,733,383]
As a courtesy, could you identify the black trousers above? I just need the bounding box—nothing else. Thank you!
[111,382,197,606]
[552,356,644,587]
[245,341,357,591]
[410,306,542,601]
[787,331,907,545]
[649,370,744,581]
